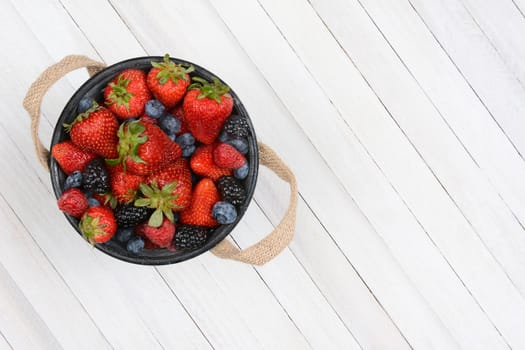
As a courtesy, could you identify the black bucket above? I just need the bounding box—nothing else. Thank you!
[49,57,259,265]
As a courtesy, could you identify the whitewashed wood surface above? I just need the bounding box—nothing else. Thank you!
[1,0,524,349]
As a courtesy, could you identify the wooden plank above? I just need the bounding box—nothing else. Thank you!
[210,205,362,349]
[346,0,525,229]
[0,256,62,350]
[513,0,525,17]
[252,173,411,350]
[409,0,525,159]
[460,0,525,85]
[406,0,525,291]
[0,332,12,350]
[206,0,525,348]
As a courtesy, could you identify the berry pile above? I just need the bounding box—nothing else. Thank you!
[53,54,252,255]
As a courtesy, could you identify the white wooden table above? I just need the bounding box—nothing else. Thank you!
[2,0,525,349]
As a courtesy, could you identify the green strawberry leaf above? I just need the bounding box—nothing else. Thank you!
[134,198,151,207]
[163,208,174,223]
[149,208,163,227]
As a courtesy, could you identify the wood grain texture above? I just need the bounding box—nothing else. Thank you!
[1,0,525,348]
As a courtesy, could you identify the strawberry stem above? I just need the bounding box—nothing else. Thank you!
[151,54,194,84]
[134,180,181,227]
[105,74,133,111]
[63,101,101,132]
[188,77,230,104]
[106,120,148,170]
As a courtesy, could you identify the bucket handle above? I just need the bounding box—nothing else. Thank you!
[23,55,106,171]
[23,55,297,265]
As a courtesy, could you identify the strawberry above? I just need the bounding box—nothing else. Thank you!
[134,227,162,249]
[79,206,117,243]
[107,120,182,176]
[64,103,119,159]
[51,141,96,174]
[147,54,194,109]
[109,164,144,204]
[190,144,232,181]
[183,77,234,144]
[136,217,175,248]
[180,178,220,227]
[213,143,246,169]
[57,188,89,218]
[104,69,151,119]
[171,104,189,135]
[145,158,192,210]
[140,113,158,125]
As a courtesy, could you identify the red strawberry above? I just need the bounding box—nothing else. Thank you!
[140,113,158,125]
[104,69,151,119]
[136,217,175,248]
[51,141,97,174]
[57,188,89,218]
[213,143,246,169]
[147,54,194,109]
[79,206,117,243]
[107,120,182,176]
[171,104,189,135]
[145,158,192,210]
[134,226,162,249]
[180,178,220,227]
[64,103,119,159]
[109,164,144,204]
[183,77,234,144]
[190,144,232,181]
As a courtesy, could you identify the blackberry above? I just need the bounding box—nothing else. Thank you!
[174,225,209,251]
[115,205,151,227]
[223,115,250,139]
[217,176,247,206]
[82,158,110,193]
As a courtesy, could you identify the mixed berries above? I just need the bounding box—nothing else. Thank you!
[53,54,252,255]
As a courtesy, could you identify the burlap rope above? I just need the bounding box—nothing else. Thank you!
[23,55,297,265]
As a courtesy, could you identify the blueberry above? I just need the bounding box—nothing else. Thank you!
[87,197,101,207]
[182,145,196,158]
[173,211,180,223]
[168,133,177,142]
[63,171,83,190]
[212,201,238,224]
[226,138,249,155]
[218,130,230,142]
[127,236,145,254]
[159,114,181,135]
[78,96,94,113]
[145,99,165,119]
[234,162,249,180]
[115,227,134,243]
[176,133,195,147]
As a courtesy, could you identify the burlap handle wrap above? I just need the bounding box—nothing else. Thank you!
[23,55,297,265]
